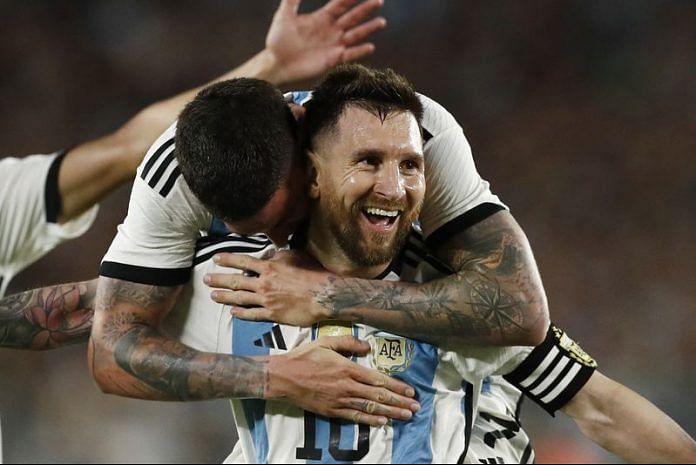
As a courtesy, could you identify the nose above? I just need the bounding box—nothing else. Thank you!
[373,162,406,200]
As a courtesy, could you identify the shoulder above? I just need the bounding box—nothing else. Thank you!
[417,93,461,141]
[137,122,181,198]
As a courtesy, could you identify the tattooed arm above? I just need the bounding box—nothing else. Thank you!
[89,277,419,425]
[0,280,95,350]
[208,211,549,347]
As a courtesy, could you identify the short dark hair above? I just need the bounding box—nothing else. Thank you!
[175,78,297,221]
[302,64,423,151]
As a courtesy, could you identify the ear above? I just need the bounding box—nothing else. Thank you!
[307,150,322,199]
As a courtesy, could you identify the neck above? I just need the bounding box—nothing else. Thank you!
[305,218,390,279]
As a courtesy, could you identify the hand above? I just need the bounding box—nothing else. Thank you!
[265,0,387,88]
[265,335,420,426]
[206,250,335,327]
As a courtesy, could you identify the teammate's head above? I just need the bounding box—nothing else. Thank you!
[176,78,307,244]
[304,64,425,269]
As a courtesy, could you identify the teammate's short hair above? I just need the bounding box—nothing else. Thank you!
[302,64,424,151]
[175,78,297,222]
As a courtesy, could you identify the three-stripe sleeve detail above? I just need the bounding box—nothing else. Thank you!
[140,137,181,197]
[503,324,597,416]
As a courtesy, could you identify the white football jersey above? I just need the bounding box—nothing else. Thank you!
[165,229,596,464]
[0,153,97,297]
[100,93,506,287]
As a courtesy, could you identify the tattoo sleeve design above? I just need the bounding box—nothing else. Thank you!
[93,278,267,401]
[0,281,95,350]
[313,212,547,347]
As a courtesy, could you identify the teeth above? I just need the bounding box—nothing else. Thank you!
[364,207,400,218]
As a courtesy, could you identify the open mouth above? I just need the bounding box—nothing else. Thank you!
[362,207,401,230]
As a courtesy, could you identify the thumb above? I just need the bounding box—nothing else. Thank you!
[318,335,370,356]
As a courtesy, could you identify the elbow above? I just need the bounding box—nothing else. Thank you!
[87,336,122,395]
[516,294,550,346]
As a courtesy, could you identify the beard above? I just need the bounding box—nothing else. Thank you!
[321,189,422,268]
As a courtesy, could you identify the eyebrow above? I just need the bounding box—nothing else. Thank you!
[351,148,424,160]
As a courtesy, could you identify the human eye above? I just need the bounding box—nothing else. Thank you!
[358,155,381,167]
[401,158,423,173]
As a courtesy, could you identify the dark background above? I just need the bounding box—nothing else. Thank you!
[1,0,694,462]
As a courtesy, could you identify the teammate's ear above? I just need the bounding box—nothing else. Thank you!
[307,150,321,199]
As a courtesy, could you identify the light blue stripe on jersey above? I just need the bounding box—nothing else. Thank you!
[307,417,356,465]
[481,376,492,394]
[391,341,439,464]
[232,317,274,464]
[208,217,230,236]
[291,91,312,105]
[308,325,362,463]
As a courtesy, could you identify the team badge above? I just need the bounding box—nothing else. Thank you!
[552,325,597,368]
[369,333,414,374]
[317,320,354,339]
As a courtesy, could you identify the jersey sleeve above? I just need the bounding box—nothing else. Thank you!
[417,94,508,247]
[99,123,212,286]
[502,324,598,416]
[0,154,97,285]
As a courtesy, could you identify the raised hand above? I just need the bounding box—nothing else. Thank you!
[265,0,387,87]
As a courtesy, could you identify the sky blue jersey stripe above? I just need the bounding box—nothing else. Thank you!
[290,90,312,105]
[306,324,365,463]
[232,317,273,464]
[391,341,439,464]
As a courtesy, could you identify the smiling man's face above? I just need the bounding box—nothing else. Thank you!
[309,104,425,267]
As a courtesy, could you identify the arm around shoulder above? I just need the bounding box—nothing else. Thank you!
[431,210,550,346]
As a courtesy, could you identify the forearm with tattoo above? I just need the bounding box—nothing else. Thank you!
[0,280,95,350]
[313,212,549,347]
[91,278,267,401]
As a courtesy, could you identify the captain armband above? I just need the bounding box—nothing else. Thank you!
[503,324,597,416]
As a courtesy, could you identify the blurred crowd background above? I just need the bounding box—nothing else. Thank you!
[1,0,694,462]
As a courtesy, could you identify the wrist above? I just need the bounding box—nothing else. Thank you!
[262,354,290,400]
[250,49,288,86]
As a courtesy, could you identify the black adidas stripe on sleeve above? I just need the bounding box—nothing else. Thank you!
[140,137,182,197]
[100,261,191,287]
[503,324,597,416]
[425,203,506,249]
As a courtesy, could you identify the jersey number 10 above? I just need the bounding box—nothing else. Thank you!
[296,412,370,461]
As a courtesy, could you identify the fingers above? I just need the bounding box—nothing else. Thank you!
[210,288,262,309]
[336,0,383,29]
[351,365,417,399]
[342,16,386,46]
[230,307,273,322]
[204,273,260,292]
[317,335,371,356]
[323,0,361,18]
[213,253,266,275]
[221,290,264,308]
[346,385,418,419]
[342,43,376,63]
[331,408,388,427]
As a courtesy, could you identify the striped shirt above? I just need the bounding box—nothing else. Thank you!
[164,228,596,464]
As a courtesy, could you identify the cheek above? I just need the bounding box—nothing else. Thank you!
[405,175,426,199]
[339,172,373,199]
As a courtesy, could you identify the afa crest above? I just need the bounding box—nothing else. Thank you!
[370,333,414,374]
[552,325,597,368]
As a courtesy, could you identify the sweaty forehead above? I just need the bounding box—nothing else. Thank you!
[315,105,422,154]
